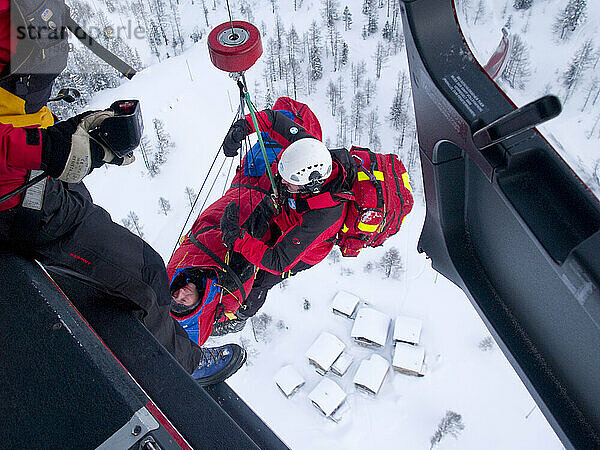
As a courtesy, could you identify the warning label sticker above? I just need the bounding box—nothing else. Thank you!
[442,74,487,118]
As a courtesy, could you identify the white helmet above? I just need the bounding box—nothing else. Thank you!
[278,138,332,193]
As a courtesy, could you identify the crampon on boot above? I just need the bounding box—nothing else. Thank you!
[191,343,246,386]
[211,317,247,336]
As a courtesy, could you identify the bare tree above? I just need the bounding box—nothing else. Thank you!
[367,108,382,151]
[473,0,486,25]
[122,211,145,238]
[336,104,349,147]
[351,60,367,94]
[326,80,339,115]
[378,247,403,278]
[373,42,388,78]
[364,78,376,105]
[501,34,530,89]
[581,78,600,111]
[430,411,465,449]
[587,113,600,140]
[563,39,594,101]
[322,0,340,27]
[351,91,366,143]
[184,186,196,207]
[389,71,410,142]
[286,26,304,99]
[158,197,172,216]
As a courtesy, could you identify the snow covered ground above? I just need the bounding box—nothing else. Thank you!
[75,0,598,447]
[84,48,562,448]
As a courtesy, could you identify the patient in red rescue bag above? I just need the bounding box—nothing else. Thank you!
[167,164,274,346]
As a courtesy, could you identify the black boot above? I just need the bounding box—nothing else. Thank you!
[211,311,249,336]
[211,318,247,336]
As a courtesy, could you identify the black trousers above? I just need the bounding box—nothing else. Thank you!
[241,261,312,317]
[0,179,202,373]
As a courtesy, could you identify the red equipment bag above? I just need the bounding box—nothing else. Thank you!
[337,146,414,257]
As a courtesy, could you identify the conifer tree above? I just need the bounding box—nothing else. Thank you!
[553,0,587,40]
[342,6,353,31]
[308,22,323,82]
[513,0,532,10]
[382,21,393,42]
[340,42,349,66]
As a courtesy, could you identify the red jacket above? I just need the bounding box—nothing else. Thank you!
[0,5,48,211]
[232,110,354,275]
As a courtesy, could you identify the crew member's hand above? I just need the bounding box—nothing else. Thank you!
[220,202,242,249]
[42,110,135,183]
[222,118,250,157]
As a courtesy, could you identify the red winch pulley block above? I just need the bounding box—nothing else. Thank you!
[208,21,262,73]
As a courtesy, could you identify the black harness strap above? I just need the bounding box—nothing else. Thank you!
[187,231,247,303]
[389,154,405,217]
[367,150,385,210]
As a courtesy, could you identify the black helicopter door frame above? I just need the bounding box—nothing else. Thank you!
[399,1,600,448]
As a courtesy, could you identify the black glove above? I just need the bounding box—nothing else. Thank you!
[220,202,242,249]
[42,110,135,183]
[222,118,250,157]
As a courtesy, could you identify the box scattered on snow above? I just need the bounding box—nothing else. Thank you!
[393,315,423,345]
[305,332,345,374]
[392,342,425,376]
[332,291,360,318]
[274,365,305,397]
[353,354,389,395]
[308,378,347,419]
[351,308,391,347]
[331,352,353,377]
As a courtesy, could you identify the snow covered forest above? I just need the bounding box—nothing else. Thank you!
[56,0,599,448]
[457,0,600,197]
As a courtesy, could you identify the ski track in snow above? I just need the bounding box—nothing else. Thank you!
[76,0,599,447]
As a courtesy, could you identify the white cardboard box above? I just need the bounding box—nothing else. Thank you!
[332,291,360,318]
[305,332,345,373]
[351,308,391,347]
[392,342,425,376]
[331,352,353,376]
[308,378,347,418]
[274,365,305,397]
[353,354,389,395]
[393,315,423,345]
